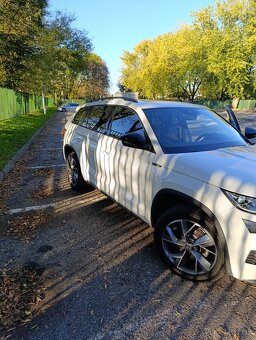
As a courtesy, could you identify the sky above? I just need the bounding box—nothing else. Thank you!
[49,0,215,93]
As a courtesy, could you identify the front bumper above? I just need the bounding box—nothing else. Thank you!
[216,206,256,282]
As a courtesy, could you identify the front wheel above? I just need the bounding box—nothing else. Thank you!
[66,152,86,191]
[154,205,224,281]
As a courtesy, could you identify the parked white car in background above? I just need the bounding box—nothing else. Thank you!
[63,97,256,282]
[58,102,80,112]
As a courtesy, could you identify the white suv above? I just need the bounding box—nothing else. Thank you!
[63,97,256,282]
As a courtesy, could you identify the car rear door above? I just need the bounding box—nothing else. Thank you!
[68,106,90,169]
[80,105,112,192]
[105,105,156,222]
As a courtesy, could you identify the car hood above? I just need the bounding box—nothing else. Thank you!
[159,145,256,196]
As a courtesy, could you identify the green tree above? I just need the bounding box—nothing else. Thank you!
[120,28,208,101]
[167,26,208,101]
[0,0,47,88]
[193,0,256,100]
[44,11,92,100]
[72,53,110,99]
[20,10,94,103]
[120,0,256,102]
[120,40,152,98]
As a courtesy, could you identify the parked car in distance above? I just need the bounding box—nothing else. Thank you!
[58,103,80,112]
[63,97,256,282]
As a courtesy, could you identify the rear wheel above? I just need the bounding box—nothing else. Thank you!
[154,205,224,281]
[66,152,86,191]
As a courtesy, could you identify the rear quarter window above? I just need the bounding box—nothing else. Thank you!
[72,107,89,125]
[82,106,109,133]
[108,106,142,138]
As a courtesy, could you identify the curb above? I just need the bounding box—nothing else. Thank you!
[0,111,58,184]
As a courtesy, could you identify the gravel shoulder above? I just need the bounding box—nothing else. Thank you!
[0,111,256,339]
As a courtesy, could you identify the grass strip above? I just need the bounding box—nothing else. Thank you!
[0,107,56,171]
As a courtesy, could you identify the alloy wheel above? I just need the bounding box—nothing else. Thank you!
[161,219,217,276]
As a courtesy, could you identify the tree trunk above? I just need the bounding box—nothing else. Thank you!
[54,91,58,106]
[42,90,46,114]
[232,97,240,109]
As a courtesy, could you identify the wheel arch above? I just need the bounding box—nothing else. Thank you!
[152,189,219,229]
[64,144,77,161]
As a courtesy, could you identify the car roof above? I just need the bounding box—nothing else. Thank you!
[136,100,204,110]
[82,98,205,110]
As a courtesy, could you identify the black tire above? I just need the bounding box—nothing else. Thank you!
[62,108,67,112]
[154,205,224,281]
[66,151,86,192]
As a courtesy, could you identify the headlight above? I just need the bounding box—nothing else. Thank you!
[222,190,256,214]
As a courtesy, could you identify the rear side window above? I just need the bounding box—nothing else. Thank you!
[82,105,109,133]
[73,107,87,125]
[108,106,143,138]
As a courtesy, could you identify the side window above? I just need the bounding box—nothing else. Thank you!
[80,107,92,126]
[82,105,109,133]
[108,106,143,138]
[72,107,87,125]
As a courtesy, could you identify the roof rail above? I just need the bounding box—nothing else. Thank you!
[87,96,138,103]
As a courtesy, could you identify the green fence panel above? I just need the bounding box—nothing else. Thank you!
[195,99,256,111]
[238,99,256,110]
[0,87,54,121]
[194,99,232,110]
[46,97,54,107]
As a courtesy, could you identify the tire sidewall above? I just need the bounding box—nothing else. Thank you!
[67,152,86,192]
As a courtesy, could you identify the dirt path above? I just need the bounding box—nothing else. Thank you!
[0,111,256,339]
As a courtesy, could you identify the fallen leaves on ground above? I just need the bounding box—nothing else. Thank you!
[0,164,28,215]
[0,263,46,335]
[30,185,54,199]
[32,168,55,177]
[0,189,7,214]
[6,210,50,241]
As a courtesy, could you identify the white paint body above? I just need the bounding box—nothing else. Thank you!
[64,99,256,282]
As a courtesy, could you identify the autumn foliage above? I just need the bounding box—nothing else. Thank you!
[120,0,256,101]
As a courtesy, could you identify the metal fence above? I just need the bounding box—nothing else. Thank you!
[0,87,54,121]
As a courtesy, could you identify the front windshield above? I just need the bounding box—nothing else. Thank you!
[144,107,247,153]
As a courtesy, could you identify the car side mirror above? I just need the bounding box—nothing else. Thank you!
[245,127,256,139]
[121,132,151,150]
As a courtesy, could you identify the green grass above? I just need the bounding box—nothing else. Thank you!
[0,107,56,171]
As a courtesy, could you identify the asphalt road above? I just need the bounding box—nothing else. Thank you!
[0,110,256,339]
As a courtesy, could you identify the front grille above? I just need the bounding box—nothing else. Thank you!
[245,250,256,265]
